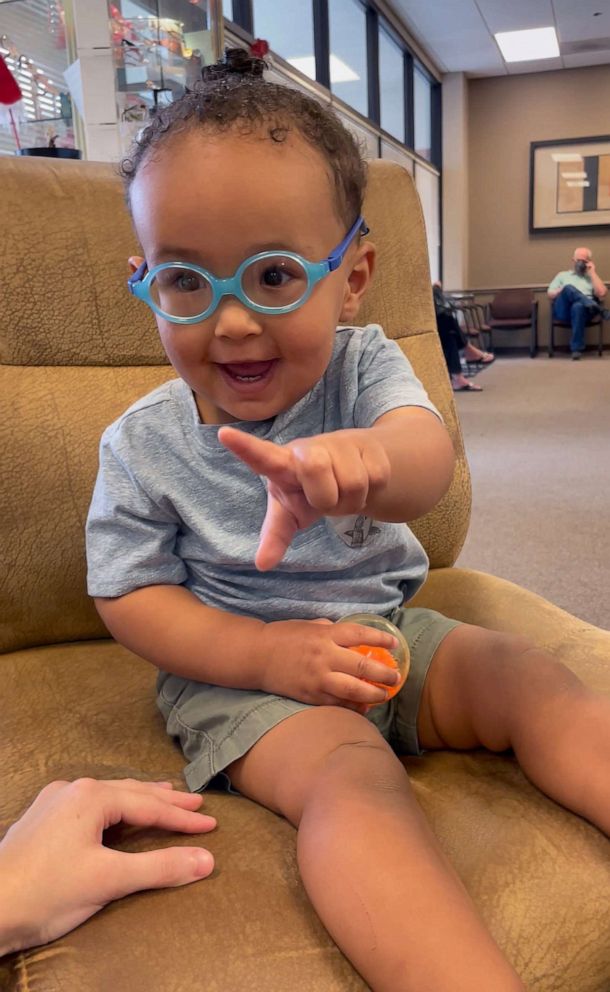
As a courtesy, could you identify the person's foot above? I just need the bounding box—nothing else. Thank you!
[571,351,583,361]
[452,374,483,391]
[463,345,495,364]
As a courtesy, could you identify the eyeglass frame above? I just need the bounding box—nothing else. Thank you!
[127,215,369,324]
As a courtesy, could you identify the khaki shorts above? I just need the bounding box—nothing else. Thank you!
[157,606,461,793]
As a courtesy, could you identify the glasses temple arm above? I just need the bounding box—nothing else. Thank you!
[326,216,369,272]
[128,260,148,293]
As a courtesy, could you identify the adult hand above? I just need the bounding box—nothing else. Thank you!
[219,425,390,570]
[0,778,216,955]
[259,618,399,709]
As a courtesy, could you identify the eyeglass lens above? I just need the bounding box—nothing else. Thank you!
[149,255,310,318]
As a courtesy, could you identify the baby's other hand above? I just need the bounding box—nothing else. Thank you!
[259,619,400,710]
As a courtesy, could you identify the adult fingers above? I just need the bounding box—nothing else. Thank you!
[101,780,206,811]
[105,845,214,899]
[101,789,217,834]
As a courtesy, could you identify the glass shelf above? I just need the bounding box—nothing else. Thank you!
[110,1,214,157]
[27,116,73,124]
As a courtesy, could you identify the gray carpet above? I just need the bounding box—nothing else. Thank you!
[454,353,610,631]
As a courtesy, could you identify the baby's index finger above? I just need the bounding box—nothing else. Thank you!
[218,426,290,478]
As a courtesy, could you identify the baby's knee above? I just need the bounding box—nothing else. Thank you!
[281,714,405,820]
[486,631,584,702]
[308,731,408,813]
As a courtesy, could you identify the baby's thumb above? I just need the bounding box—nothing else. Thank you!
[255,495,297,571]
[112,846,214,897]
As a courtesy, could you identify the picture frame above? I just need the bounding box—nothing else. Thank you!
[529,135,610,234]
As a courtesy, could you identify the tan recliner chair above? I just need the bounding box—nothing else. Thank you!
[1,157,608,992]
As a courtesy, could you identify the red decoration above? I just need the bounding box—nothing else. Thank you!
[249,39,269,59]
[0,53,22,105]
[0,53,22,149]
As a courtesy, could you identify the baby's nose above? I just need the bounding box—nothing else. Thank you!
[213,299,264,338]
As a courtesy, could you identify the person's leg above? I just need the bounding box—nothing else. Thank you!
[569,303,587,354]
[416,625,610,836]
[436,312,463,376]
[553,286,592,354]
[436,313,481,391]
[228,707,524,992]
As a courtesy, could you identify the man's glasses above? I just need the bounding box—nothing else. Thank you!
[128,216,368,324]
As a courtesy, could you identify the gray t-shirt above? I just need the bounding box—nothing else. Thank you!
[86,324,439,622]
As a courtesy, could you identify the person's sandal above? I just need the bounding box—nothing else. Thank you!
[453,381,483,392]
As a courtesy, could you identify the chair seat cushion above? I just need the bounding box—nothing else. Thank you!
[553,317,601,326]
[2,602,609,992]
[488,318,531,328]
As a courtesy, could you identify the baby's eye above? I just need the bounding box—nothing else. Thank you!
[175,270,203,293]
[260,264,292,288]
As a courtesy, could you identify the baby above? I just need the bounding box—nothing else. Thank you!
[86,50,610,992]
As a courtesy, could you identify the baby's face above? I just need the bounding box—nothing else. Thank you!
[129,130,374,423]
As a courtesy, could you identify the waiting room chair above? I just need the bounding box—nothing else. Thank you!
[458,301,493,353]
[548,312,604,358]
[486,289,538,358]
[1,157,609,992]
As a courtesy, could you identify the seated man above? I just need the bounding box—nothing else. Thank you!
[547,247,608,359]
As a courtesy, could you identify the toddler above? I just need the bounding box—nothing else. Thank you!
[87,50,610,992]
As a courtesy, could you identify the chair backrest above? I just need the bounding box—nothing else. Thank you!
[0,157,471,654]
[489,288,534,320]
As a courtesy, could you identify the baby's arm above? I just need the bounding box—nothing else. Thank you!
[95,587,399,708]
[361,406,455,521]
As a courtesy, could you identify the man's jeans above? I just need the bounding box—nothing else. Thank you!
[552,285,599,353]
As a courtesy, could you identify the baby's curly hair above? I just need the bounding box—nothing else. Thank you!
[120,48,367,227]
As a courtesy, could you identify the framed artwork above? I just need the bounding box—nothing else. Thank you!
[529,135,610,233]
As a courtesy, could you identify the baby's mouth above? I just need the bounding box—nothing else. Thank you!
[220,360,276,382]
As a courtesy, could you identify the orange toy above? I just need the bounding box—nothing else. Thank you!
[352,644,404,699]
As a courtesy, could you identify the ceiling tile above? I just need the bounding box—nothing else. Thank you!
[476,0,556,34]
[553,0,610,43]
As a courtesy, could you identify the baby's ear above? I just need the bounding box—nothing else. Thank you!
[128,255,145,274]
[339,241,376,322]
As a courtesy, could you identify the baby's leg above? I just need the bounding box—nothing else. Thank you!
[228,708,524,992]
[417,625,610,835]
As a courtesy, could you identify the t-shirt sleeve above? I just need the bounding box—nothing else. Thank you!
[353,324,441,429]
[548,272,564,292]
[86,426,187,598]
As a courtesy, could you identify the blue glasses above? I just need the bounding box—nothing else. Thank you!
[128,215,368,324]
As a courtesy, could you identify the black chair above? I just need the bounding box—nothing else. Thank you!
[448,299,491,353]
[548,313,604,357]
[485,290,538,358]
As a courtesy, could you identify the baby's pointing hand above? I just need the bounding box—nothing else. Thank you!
[218,426,390,570]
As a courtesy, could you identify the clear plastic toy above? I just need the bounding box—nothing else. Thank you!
[339,613,410,702]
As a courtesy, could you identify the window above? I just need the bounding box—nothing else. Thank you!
[222,0,233,20]
[328,0,368,118]
[252,1,315,81]
[414,63,432,161]
[337,108,379,160]
[378,27,403,142]
[0,0,74,157]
